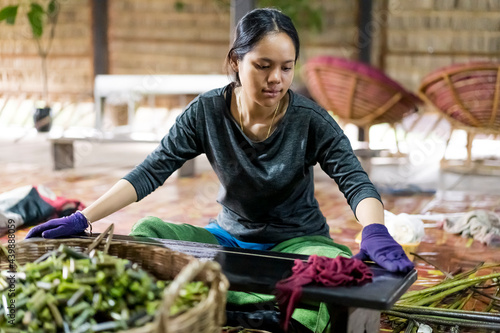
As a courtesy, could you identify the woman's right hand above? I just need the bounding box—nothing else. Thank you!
[25,211,89,239]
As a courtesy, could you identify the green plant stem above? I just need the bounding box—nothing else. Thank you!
[429,300,441,307]
[472,287,500,302]
[400,273,500,301]
[450,263,500,282]
[35,37,48,104]
[448,291,467,309]
[391,305,500,322]
[384,310,500,330]
[403,319,415,333]
[457,291,473,310]
[404,281,478,306]
[390,320,408,333]
[45,2,59,56]
[485,286,500,312]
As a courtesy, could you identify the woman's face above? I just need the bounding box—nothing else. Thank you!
[235,32,296,108]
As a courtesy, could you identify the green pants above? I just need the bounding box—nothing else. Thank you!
[130,216,353,333]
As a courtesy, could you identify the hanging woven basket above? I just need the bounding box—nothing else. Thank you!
[418,62,500,134]
[302,56,421,128]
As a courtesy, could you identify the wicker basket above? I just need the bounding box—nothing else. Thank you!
[418,62,500,174]
[418,62,500,134]
[0,237,228,333]
[302,56,421,131]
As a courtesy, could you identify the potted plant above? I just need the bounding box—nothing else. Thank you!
[0,0,60,132]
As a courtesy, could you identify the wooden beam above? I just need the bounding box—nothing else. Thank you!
[357,0,373,64]
[92,0,109,76]
[357,0,373,142]
[230,0,256,35]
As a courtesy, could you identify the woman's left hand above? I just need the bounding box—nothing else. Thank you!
[352,223,414,273]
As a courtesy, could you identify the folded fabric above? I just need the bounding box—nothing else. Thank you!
[442,210,500,247]
[0,185,85,235]
[275,255,373,331]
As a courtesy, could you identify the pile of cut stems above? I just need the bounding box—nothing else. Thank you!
[0,244,209,333]
[384,256,500,332]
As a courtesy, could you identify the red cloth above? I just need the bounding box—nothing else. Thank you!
[275,255,373,331]
[35,185,85,220]
[0,185,85,236]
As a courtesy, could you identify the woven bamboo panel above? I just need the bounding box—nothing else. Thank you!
[388,13,500,31]
[381,0,500,93]
[107,0,230,75]
[112,41,228,59]
[299,0,357,51]
[390,0,500,11]
[0,0,93,102]
[388,31,500,54]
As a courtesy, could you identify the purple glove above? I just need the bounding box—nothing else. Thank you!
[352,224,414,273]
[25,211,89,239]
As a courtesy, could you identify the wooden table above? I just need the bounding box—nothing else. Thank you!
[94,74,229,130]
[73,234,417,333]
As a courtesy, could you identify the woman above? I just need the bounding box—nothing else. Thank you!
[27,7,412,331]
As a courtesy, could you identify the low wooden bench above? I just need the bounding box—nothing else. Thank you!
[73,233,417,333]
[50,132,196,177]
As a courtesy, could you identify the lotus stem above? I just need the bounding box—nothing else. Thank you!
[391,305,500,322]
[403,281,478,306]
[384,310,500,330]
[485,286,500,312]
[400,273,500,301]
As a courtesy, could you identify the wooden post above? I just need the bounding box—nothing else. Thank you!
[357,0,373,142]
[92,0,109,77]
[230,0,256,35]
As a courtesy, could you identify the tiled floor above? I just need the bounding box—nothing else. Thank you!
[1,108,499,328]
[1,126,498,254]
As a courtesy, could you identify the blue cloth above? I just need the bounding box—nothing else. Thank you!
[204,222,276,250]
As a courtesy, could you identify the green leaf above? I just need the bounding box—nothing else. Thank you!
[28,3,45,38]
[256,0,323,33]
[0,5,19,25]
[47,0,58,16]
[174,1,185,12]
[30,2,45,13]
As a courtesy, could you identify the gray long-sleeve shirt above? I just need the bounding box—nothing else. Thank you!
[123,85,381,243]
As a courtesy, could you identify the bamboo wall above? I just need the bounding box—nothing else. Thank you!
[108,0,230,75]
[376,0,500,92]
[0,0,93,102]
[298,1,358,60]
[0,0,499,102]
[106,1,359,77]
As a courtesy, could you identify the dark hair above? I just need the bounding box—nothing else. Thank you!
[225,8,300,86]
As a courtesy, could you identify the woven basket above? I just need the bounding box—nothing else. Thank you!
[302,56,421,129]
[0,237,228,333]
[418,62,500,134]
